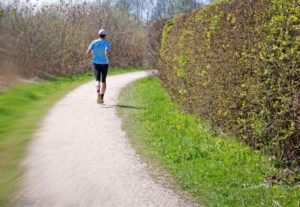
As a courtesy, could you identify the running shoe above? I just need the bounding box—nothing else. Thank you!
[97,96,104,104]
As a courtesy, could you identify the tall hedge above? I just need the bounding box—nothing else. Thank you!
[144,20,166,70]
[160,0,300,166]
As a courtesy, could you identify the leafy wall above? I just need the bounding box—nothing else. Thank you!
[144,20,166,70]
[160,0,300,167]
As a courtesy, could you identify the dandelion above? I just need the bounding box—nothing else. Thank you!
[279,193,286,199]
[216,139,223,145]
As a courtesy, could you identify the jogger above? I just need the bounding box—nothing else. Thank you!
[86,29,112,104]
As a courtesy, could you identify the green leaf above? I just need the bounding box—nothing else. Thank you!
[0,11,5,18]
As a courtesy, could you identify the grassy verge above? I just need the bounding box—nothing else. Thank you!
[0,67,142,207]
[118,77,300,207]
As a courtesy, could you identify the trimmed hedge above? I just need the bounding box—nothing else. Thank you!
[144,20,166,70]
[160,0,300,167]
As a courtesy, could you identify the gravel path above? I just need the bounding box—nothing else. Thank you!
[15,71,195,207]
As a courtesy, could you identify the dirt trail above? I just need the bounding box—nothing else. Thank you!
[15,71,196,207]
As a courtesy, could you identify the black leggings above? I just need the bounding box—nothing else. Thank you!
[94,63,108,83]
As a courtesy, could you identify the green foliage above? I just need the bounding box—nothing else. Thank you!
[207,11,224,39]
[160,0,300,168]
[118,77,300,207]
[160,15,181,59]
[0,11,4,18]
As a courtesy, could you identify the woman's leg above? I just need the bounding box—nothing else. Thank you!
[94,64,101,94]
[100,83,106,96]
[99,64,108,99]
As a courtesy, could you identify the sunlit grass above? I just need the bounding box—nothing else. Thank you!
[118,77,300,207]
[0,67,143,207]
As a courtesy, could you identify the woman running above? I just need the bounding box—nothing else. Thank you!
[86,29,112,104]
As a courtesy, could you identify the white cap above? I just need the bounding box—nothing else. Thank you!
[98,29,106,36]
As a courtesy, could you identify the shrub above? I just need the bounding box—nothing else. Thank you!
[160,0,300,167]
[144,20,166,70]
[0,2,146,78]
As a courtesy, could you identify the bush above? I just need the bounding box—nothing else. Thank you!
[160,0,300,167]
[144,20,166,70]
[0,2,146,78]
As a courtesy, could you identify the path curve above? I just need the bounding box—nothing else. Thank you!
[15,71,195,207]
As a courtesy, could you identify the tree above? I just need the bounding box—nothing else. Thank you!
[173,0,201,14]
[151,0,203,21]
[150,0,171,20]
[115,0,131,11]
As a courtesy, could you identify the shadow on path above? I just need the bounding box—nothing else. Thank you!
[101,104,145,110]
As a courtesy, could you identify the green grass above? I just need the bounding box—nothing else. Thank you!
[118,77,300,207]
[0,67,143,207]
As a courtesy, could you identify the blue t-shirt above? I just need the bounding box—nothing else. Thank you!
[88,39,112,64]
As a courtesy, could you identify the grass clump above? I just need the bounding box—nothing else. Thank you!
[0,67,142,207]
[118,77,300,207]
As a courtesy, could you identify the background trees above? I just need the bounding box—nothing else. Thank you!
[0,0,146,78]
[0,0,214,78]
